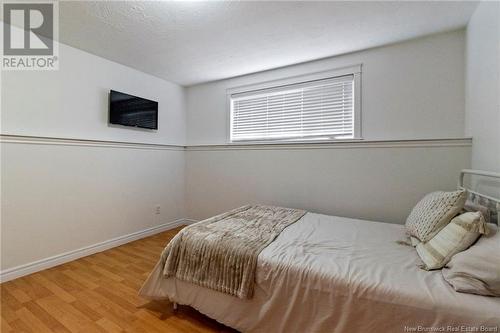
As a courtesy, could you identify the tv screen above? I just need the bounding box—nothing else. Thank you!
[109,90,158,130]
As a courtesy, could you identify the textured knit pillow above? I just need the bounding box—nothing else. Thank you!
[406,190,466,243]
[416,211,488,270]
[442,224,500,296]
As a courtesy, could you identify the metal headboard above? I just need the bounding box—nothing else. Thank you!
[458,169,500,204]
[458,169,500,225]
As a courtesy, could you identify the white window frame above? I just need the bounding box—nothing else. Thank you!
[226,64,362,143]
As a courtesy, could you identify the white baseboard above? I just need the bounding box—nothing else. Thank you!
[0,218,194,283]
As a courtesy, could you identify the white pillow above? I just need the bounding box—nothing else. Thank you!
[442,223,500,296]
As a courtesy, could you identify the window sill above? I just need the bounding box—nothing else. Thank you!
[227,138,364,145]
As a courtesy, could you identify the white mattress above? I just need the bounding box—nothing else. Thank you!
[141,213,500,332]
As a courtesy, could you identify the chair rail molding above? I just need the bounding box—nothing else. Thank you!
[0,134,185,151]
[1,134,471,151]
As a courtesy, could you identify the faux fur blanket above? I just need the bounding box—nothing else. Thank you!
[160,205,306,299]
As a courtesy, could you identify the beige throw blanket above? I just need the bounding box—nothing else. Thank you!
[156,205,305,299]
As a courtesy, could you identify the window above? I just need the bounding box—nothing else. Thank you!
[228,67,361,142]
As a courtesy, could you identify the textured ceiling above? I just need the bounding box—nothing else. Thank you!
[59,1,478,86]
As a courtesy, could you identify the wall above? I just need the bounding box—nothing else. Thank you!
[185,141,471,224]
[1,29,475,275]
[1,141,185,271]
[1,43,186,145]
[465,1,500,174]
[186,30,466,145]
[184,30,471,222]
[0,42,186,274]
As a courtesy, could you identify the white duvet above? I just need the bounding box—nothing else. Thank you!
[140,213,500,333]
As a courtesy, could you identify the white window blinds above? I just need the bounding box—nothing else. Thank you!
[230,75,355,142]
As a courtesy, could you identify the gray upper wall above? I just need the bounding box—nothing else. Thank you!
[1,29,467,148]
[465,1,500,174]
[186,30,466,145]
[1,43,187,146]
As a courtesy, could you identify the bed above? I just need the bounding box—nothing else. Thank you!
[140,170,500,332]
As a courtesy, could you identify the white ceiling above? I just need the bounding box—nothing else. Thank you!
[59,1,478,86]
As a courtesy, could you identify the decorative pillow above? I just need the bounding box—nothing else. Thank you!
[442,224,500,296]
[416,211,488,270]
[406,190,466,243]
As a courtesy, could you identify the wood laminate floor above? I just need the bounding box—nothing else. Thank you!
[1,226,238,333]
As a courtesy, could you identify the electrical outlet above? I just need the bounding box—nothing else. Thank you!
[155,205,161,215]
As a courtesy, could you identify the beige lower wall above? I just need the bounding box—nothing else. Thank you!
[0,140,185,271]
[185,143,471,224]
[1,138,472,272]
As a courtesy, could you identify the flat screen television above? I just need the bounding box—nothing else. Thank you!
[109,90,158,130]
